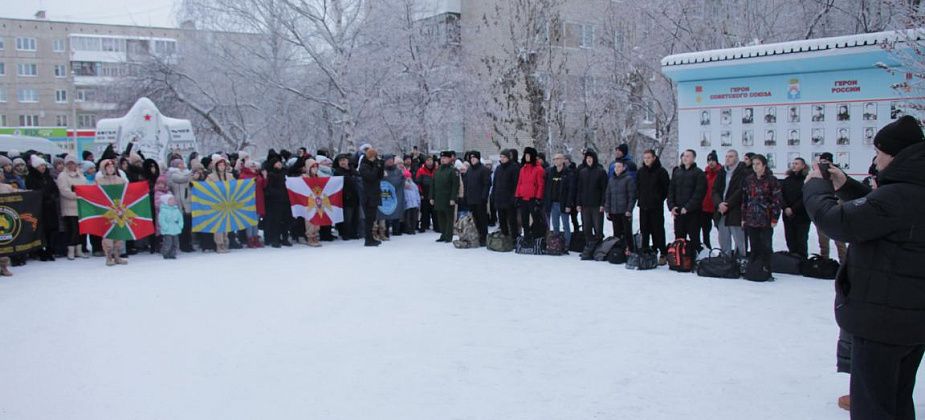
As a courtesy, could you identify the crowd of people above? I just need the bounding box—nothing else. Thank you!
[1,113,924,419]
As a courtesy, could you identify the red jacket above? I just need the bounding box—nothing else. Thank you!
[238,167,267,216]
[515,163,545,201]
[702,164,719,213]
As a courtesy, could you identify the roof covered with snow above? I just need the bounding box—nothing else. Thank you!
[661,28,925,67]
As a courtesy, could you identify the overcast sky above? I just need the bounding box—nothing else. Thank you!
[6,0,178,28]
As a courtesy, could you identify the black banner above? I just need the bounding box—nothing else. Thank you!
[0,191,43,256]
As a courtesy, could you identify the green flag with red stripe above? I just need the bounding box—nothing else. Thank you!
[75,181,155,240]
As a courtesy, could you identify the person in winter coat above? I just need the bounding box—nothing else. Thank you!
[359,148,385,246]
[263,151,293,248]
[605,160,637,254]
[26,154,60,261]
[403,171,421,235]
[636,150,670,264]
[608,143,638,180]
[544,153,575,245]
[237,159,266,248]
[301,159,324,247]
[702,151,720,249]
[803,115,925,419]
[431,151,460,243]
[379,155,405,239]
[158,194,183,259]
[781,157,810,257]
[1,155,24,190]
[711,149,748,258]
[492,149,520,238]
[166,159,195,252]
[56,154,90,260]
[96,159,128,266]
[515,147,547,240]
[333,154,360,240]
[206,155,233,253]
[415,156,438,233]
[668,149,707,252]
[0,181,15,275]
[463,151,492,246]
[575,149,608,245]
[741,154,782,275]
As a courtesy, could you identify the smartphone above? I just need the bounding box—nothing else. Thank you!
[819,163,831,180]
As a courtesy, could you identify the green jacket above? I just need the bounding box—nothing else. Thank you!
[430,163,459,211]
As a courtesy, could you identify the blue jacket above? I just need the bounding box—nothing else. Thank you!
[608,156,638,180]
[158,203,184,235]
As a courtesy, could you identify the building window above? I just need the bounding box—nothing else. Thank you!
[154,40,177,55]
[0,88,6,103]
[55,90,68,103]
[78,114,96,128]
[54,64,67,78]
[563,23,594,49]
[19,115,40,127]
[99,62,124,77]
[70,36,101,51]
[76,88,96,103]
[71,61,99,77]
[16,37,37,51]
[17,88,38,103]
[101,37,126,52]
[0,115,6,127]
[55,115,68,127]
[17,63,38,77]
[53,39,66,52]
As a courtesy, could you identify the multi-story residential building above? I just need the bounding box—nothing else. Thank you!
[0,12,180,152]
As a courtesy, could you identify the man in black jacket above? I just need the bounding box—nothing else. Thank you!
[712,149,748,258]
[358,148,384,247]
[334,154,360,240]
[491,149,520,238]
[575,150,608,246]
[668,149,707,251]
[464,151,492,246]
[637,149,670,263]
[804,116,925,420]
[545,153,574,245]
[781,157,810,256]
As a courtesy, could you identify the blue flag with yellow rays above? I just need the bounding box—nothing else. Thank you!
[191,179,258,233]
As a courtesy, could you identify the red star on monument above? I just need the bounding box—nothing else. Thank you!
[144,114,152,121]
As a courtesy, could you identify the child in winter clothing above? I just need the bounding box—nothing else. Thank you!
[403,172,421,234]
[302,159,323,247]
[158,194,184,259]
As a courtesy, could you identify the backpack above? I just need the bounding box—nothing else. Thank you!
[626,249,659,270]
[544,232,568,256]
[593,237,622,261]
[607,245,628,265]
[487,231,514,252]
[743,260,773,282]
[667,239,695,272]
[771,251,804,275]
[515,236,546,255]
[695,249,741,279]
[452,215,479,249]
[569,233,586,253]
[799,255,840,279]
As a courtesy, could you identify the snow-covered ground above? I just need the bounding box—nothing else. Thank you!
[0,222,921,420]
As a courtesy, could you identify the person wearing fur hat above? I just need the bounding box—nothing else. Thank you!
[25,154,60,261]
[206,154,233,253]
[56,154,90,260]
[804,115,925,418]
[359,147,385,246]
[300,159,324,247]
[491,149,520,238]
[158,194,183,259]
[515,147,547,240]
[463,150,491,246]
[96,160,128,266]
[263,150,293,248]
[575,149,608,249]
[237,159,266,248]
[431,151,459,243]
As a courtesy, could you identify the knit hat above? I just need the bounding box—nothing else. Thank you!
[12,158,25,167]
[64,154,78,165]
[80,161,95,173]
[306,158,318,169]
[500,149,514,160]
[30,154,47,168]
[159,193,175,206]
[316,156,332,166]
[707,150,718,162]
[819,152,834,162]
[0,156,11,167]
[874,115,925,156]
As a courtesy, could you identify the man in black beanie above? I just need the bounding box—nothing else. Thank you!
[804,115,925,419]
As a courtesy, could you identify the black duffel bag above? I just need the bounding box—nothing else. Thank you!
[771,251,805,275]
[696,249,741,279]
[800,255,840,279]
[626,249,659,270]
